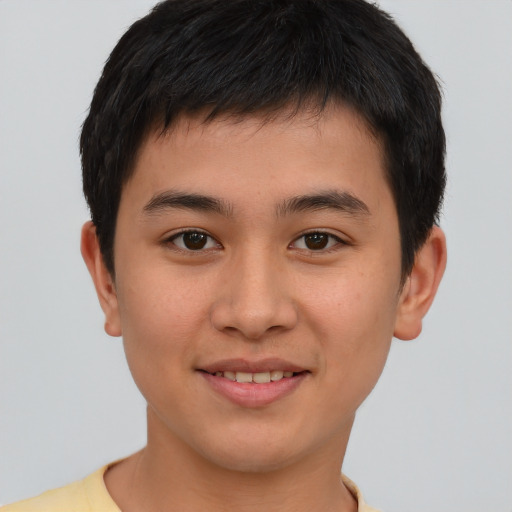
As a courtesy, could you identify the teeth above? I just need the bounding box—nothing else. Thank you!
[253,372,271,383]
[211,370,296,383]
[235,371,253,383]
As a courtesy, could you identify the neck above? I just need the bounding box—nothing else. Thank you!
[105,409,357,512]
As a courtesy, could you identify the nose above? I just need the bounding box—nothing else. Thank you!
[210,250,298,340]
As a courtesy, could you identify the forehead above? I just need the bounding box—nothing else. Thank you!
[124,105,391,217]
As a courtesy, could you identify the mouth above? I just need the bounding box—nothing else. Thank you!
[197,361,309,407]
[200,369,306,383]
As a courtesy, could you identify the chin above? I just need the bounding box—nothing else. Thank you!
[207,448,298,474]
[193,430,311,474]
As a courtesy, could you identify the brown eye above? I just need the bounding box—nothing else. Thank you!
[170,231,219,251]
[182,232,208,250]
[304,233,329,250]
[291,232,343,252]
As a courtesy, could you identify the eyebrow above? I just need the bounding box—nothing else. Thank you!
[142,188,370,219]
[143,191,233,217]
[277,190,370,217]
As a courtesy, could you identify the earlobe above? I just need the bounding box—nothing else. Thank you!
[80,221,122,337]
[393,226,447,341]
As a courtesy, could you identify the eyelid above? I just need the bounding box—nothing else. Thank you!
[289,230,349,252]
[162,228,348,253]
[164,228,222,252]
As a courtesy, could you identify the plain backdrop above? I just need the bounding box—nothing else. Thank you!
[1,1,511,510]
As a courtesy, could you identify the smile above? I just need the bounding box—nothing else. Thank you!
[205,370,298,383]
[198,362,309,407]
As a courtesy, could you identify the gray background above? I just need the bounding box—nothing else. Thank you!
[1,1,511,510]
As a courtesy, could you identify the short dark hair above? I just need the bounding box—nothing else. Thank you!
[81,0,445,278]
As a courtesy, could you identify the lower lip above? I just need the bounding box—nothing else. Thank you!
[200,372,308,408]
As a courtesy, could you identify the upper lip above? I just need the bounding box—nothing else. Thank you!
[199,358,308,374]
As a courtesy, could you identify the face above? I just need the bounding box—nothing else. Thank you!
[103,106,407,472]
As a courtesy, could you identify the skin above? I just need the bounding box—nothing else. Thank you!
[82,105,446,512]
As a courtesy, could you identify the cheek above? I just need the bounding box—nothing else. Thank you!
[118,262,211,332]
[301,267,398,396]
[304,268,399,346]
[114,268,212,384]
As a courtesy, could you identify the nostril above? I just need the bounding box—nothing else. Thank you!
[209,286,298,340]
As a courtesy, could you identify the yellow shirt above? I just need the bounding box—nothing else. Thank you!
[1,465,380,512]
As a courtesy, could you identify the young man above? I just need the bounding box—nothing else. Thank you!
[2,0,446,511]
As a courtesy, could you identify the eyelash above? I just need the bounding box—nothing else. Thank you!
[165,229,221,252]
[289,231,347,253]
[164,229,347,253]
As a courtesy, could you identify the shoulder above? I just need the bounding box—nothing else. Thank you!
[0,479,87,512]
[342,474,383,512]
[0,465,119,512]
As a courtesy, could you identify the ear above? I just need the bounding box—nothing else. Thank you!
[394,226,447,340]
[80,221,122,337]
